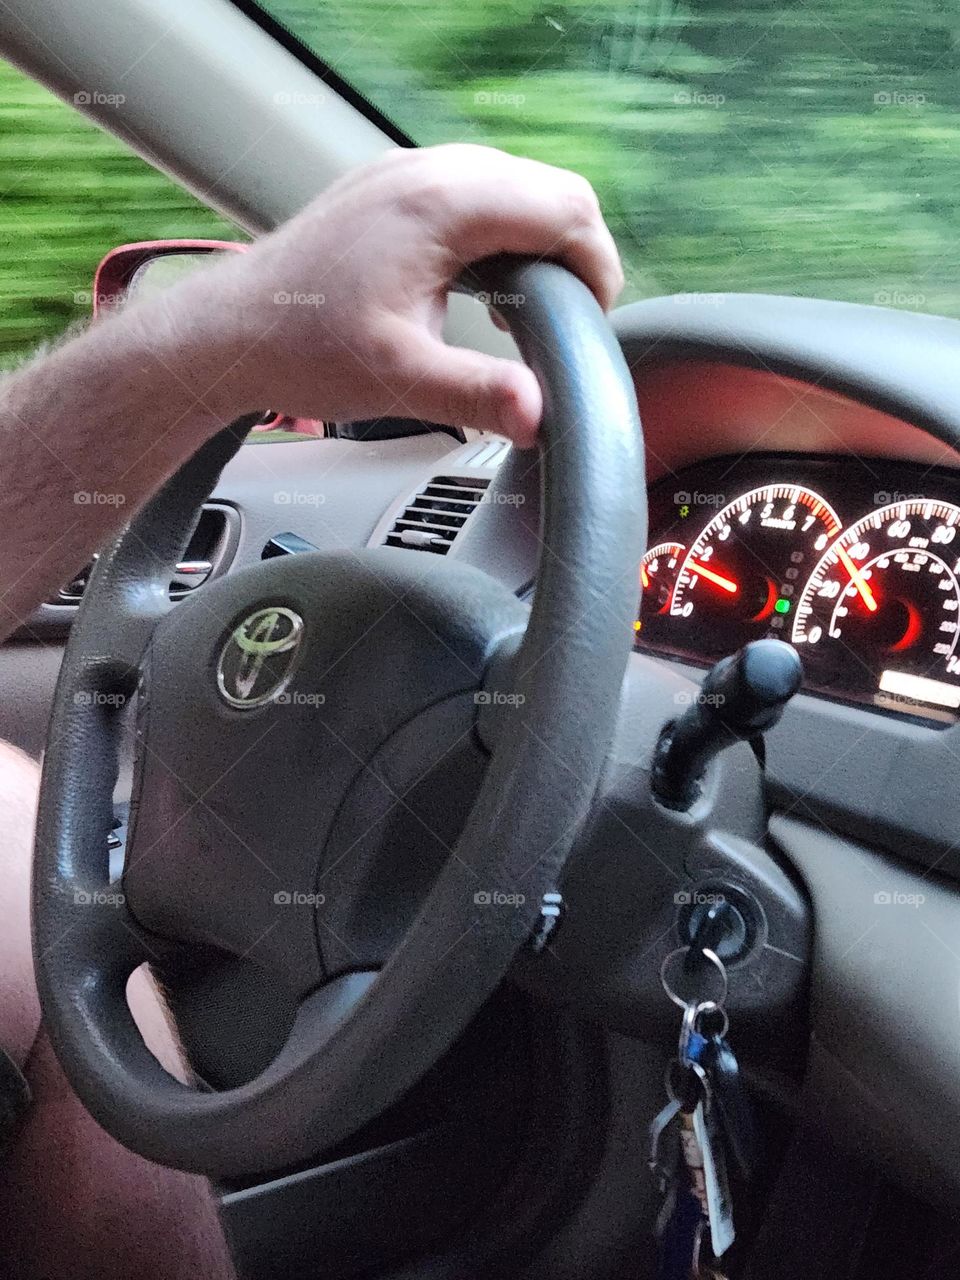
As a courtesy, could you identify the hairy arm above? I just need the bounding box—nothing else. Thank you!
[0,306,241,638]
[0,144,623,641]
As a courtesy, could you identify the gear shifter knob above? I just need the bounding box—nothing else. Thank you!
[651,639,802,809]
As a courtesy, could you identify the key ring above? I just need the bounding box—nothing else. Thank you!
[660,945,728,1011]
[678,998,730,1063]
[665,1055,712,1108]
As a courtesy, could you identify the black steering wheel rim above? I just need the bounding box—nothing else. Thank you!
[33,256,646,1178]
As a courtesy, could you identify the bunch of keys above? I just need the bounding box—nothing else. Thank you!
[649,946,759,1280]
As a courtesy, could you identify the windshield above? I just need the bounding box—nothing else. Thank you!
[260,0,960,315]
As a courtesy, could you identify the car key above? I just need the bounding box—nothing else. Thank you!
[655,1060,708,1280]
[699,1028,760,1181]
[690,1087,735,1258]
[655,951,737,1277]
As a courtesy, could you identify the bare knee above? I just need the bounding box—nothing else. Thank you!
[0,741,41,1069]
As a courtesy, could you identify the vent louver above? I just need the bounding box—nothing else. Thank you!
[49,504,230,605]
[384,475,491,555]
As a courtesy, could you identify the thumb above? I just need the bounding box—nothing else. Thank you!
[393,329,542,448]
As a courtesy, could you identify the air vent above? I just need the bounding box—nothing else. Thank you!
[384,475,490,555]
[169,505,230,598]
[49,503,234,605]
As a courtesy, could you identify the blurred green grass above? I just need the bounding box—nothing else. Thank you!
[3,0,960,375]
[270,0,960,315]
[0,60,236,367]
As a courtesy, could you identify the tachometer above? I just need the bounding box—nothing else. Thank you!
[669,485,841,657]
[641,541,684,614]
[793,499,960,715]
[636,541,685,645]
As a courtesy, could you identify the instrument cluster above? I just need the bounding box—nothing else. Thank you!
[637,455,960,723]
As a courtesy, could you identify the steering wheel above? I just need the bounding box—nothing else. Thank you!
[33,257,646,1178]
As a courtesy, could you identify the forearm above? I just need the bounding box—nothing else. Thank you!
[0,144,623,643]
[0,296,243,640]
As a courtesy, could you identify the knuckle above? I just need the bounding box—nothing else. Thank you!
[396,177,453,227]
[564,178,601,229]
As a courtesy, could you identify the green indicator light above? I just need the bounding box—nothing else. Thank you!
[774,598,791,615]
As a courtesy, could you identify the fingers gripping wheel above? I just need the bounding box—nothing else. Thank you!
[33,257,646,1178]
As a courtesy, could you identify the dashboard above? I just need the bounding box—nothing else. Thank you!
[6,287,959,1221]
[637,455,960,724]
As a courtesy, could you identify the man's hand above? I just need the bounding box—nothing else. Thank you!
[0,144,621,637]
[174,145,624,449]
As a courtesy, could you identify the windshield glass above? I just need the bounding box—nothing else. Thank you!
[260,0,960,315]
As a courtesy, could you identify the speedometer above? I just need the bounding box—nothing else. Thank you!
[669,485,841,658]
[793,500,960,715]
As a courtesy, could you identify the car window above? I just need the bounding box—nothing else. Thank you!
[258,0,960,316]
[0,59,240,369]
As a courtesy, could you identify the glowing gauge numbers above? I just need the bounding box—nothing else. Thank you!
[669,485,842,657]
[638,541,685,636]
[792,500,960,712]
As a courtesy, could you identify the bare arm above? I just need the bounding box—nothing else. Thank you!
[0,144,623,640]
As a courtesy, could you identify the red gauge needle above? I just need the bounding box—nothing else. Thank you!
[690,561,738,594]
[836,545,878,613]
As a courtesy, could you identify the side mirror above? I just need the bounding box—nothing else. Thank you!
[91,240,324,439]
